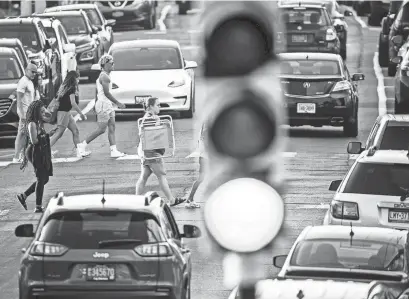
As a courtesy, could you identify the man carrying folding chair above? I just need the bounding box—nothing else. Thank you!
[135,97,186,207]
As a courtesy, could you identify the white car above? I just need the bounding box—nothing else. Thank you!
[324,148,409,229]
[91,39,197,118]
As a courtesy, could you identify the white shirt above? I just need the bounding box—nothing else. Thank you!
[16,76,35,119]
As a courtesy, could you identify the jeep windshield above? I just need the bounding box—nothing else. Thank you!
[288,238,405,275]
[39,211,165,249]
[343,162,409,196]
[0,24,41,53]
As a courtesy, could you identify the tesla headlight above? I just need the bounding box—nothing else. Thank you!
[168,79,185,88]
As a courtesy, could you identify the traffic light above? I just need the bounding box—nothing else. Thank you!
[197,1,287,298]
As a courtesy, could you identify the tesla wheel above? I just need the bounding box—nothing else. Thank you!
[378,35,389,67]
[182,84,194,118]
[388,62,397,76]
[343,110,358,137]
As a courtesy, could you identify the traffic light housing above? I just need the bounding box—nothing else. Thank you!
[198,1,287,291]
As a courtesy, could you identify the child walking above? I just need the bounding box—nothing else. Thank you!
[135,97,186,207]
[17,100,53,213]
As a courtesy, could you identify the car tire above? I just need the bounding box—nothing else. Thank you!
[343,111,358,137]
[378,35,389,67]
[182,84,194,118]
[388,62,397,76]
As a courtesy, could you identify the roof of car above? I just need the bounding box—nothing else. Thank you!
[47,193,166,216]
[39,18,62,27]
[278,52,341,61]
[0,17,39,25]
[303,225,408,245]
[44,3,96,12]
[0,46,17,55]
[357,149,409,164]
[381,114,409,122]
[110,39,180,51]
[0,38,23,46]
[278,3,325,9]
[36,11,86,17]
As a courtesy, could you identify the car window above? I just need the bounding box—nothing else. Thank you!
[85,9,103,26]
[280,59,340,75]
[38,211,165,249]
[344,64,351,80]
[0,24,41,53]
[54,16,89,35]
[391,1,403,14]
[379,123,409,150]
[343,162,409,196]
[44,27,56,39]
[280,8,331,26]
[396,3,409,24]
[0,55,23,80]
[164,205,180,238]
[110,47,183,71]
[58,25,69,45]
[366,122,381,148]
[290,239,405,271]
[159,211,176,239]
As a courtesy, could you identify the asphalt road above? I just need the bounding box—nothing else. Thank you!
[0,4,390,299]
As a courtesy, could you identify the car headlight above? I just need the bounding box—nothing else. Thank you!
[168,79,186,88]
[77,42,95,53]
[325,28,337,41]
[80,49,95,61]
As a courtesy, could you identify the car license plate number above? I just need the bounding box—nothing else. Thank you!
[86,265,115,281]
[292,34,308,43]
[112,11,124,18]
[388,210,409,222]
[135,96,151,104]
[297,103,316,114]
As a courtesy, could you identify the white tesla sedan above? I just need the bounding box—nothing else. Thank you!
[91,39,197,118]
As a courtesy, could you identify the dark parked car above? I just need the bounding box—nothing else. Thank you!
[388,1,409,76]
[378,0,403,67]
[0,38,28,68]
[34,10,104,82]
[16,191,201,299]
[368,0,391,26]
[0,47,24,138]
[279,52,365,137]
[277,3,341,55]
[392,52,409,113]
[96,0,157,30]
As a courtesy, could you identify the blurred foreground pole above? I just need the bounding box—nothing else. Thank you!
[198,2,287,299]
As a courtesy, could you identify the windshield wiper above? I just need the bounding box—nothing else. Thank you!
[399,187,409,201]
[98,239,142,249]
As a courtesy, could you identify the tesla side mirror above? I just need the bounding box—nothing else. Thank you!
[15,224,34,238]
[91,63,101,71]
[344,10,352,16]
[185,60,198,69]
[347,141,363,154]
[63,43,76,53]
[273,255,287,268]
[181,224,201,238]
[392,35,404,45]
[352,73,365,81]
[391,56,403,64]
[106,19,116,27]
[329,180,342,191]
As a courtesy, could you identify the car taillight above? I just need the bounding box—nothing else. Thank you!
[30,241,69,256]
[331,200,359,220]
[134,242,172,257]
[325,28,337,41]
[331,80,350,92]
[401,65,409,76]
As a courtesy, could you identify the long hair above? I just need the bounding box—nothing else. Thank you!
[32,73,40,90]
[143,97,158,111]
[56,70,79,99]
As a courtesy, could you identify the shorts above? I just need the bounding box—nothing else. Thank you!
[142,158,166,176]
[18,119,28,135]
[95,100,115,123]
[56,111,71,128]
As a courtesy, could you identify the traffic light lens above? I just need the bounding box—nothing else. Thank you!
[205,18,271,76]
[210,92,276,159]
[204,178,284,253]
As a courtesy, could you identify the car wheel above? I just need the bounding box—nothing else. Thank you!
[182,84,194,118]
[388,62,397,76]
[378,35,389,67]
[343,110,358,137]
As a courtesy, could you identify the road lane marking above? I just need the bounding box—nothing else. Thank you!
[295,204,330,209]
[116,154,141,160]
[0,161,11,167]
[0,153,14,158]
[350,7,367,28]
[0,209,9,216]
[373,52,388,116]
[157,4,172,32]
[52,157,83,163]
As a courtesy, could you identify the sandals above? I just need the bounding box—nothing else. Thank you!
[17,194,27,210]
[170,197,187,207]
[185,200,201,209]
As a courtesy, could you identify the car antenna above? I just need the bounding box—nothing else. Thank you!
[349,222,354,246]
[306,54,309,60]
[101,179,106,205]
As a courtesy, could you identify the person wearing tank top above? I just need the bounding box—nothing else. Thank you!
[80,54,126,158]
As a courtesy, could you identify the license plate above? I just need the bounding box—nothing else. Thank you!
[135,96,151,104]
[112,11,124,18]
[297,103,316,114]
[86,265,115,281]
[388,210,409,223]
[292,34,308,43]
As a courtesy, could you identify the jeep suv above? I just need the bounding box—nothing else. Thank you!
[0,38,29,68]
[15,191,201,299]
[0,17,57,105]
